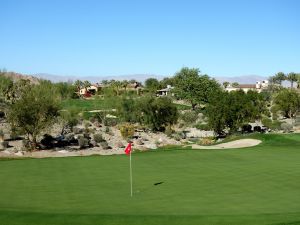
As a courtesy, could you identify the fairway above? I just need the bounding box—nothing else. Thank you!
[1,134,300,225]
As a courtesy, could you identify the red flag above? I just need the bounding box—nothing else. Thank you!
[124,143,132,155]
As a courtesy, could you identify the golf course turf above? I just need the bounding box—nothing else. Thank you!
[0,134,300,225]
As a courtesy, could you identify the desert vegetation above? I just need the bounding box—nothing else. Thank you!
[1,68,300,154]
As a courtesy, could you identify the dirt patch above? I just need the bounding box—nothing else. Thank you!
[191,138,262,149]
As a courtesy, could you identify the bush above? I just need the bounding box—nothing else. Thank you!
[93,133,104,143]
[270,120,282,131]
[164,125,174,137]
[22,139,31,151]
[180,111,198,125]
[100,141,109,149]
[119,123,135,140]
[262,117,282,131]
[73,127,83,134]
[172,131,185,141]
[0,129,4,141]
[198,137,215,145]
[281,122,293,133]
[78,136,89,149]
[105,126,110,133]
[0,141,8,150]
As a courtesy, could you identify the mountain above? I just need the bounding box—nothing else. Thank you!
[1,72,40,84]
[34,73,166,83]
[34,73,268,85]
[214,75,268,84]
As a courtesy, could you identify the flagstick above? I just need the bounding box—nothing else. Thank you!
[129,149,133,197]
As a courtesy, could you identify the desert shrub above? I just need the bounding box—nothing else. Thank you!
[271,120,282,130]
[100,141,109,149]
[164,125,174,137]
[93,133,104,143]
[262,117,272,127]
[195,123,210,131]
[22,139,31,151]
[198,137,215,145]
[172,131,185,141]
[281,122,293,133]
[78,136,89,149]
[73,127,83,134]
[119,123,135,140]
[0,141,9,150]
[0,129,4,141]
[180,111,198,125]
[105,126,110,133]
[104,117,118,127]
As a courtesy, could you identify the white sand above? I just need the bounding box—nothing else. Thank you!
[191,139,262,149]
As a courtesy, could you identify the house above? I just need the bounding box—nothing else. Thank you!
[157,85,174,96]
[225,80,269,93]
[79,83,101,96]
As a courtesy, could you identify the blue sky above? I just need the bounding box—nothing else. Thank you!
[0,0,299,77]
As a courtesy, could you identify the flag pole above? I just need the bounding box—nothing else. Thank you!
[130,149,133,197]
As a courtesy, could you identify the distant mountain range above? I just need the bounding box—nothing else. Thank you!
[2,71,268,85]
[34,73,268,85]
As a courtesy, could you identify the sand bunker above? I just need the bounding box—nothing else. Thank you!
[191,138,262,149]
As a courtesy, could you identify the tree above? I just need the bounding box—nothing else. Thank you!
[273,88,300,118]
[173,67,221,110]
[205,90,268,135]
[145,78,160,93]
[7,83,61,150]
[222,81,230,88]
[287,72,297,88]
[5,79,31,104]
[110,80,122,96]
[54,82,77,99]
[117,98,139,123]
[74,80,83,92]
[159,77,175,89]
[273,72,286,85]
[232,82,239,88]
[137,97,178,131]
[83,80,91,94]
[0,75,13,100]
[122,80,129,92]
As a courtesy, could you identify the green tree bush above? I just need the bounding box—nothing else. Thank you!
[7,83,61,150]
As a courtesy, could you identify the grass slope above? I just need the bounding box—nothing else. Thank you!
[0,134,300,225]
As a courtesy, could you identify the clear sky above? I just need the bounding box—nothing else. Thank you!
[0,0,299,77]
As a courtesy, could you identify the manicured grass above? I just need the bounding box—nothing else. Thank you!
[0,134,300,225]
[61,97,122,112]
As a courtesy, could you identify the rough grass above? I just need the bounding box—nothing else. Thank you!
[0,134,300,225]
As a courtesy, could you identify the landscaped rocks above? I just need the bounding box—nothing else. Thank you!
[0,141,9,150]
[134,139,144,145]
[116,141,125,148]
[144,143,157,149]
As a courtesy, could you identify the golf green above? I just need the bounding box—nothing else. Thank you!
[0,134,300,225]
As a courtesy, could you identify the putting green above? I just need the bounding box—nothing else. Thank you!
[0,134,300,225]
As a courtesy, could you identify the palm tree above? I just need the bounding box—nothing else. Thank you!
[287,72,297,88]
[122,80,129,92]
[296,73,300,89]
[83,80,91,94]
[110,80,122,96]
[74,80,83,92]
[274,72,286,85]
